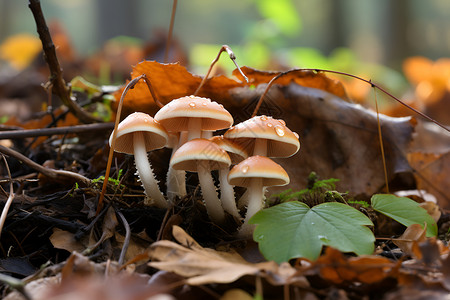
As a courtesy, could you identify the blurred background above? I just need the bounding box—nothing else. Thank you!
[0,0,450,123]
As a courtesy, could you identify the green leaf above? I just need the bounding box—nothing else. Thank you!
[371,194,437,237]
[249,201,375,263]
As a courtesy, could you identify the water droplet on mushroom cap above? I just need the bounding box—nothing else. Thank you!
[189,102,196,108]
[242,165,249,173]
[275,125,285,136]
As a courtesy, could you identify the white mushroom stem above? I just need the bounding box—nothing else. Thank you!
[253,139,267,156]
[187,118,202,140]
[239,178,264,237]
[219,167,240,218]
[133,132,168,208]
[201,131,213,139]
[166,133,187,201]
[198,161,225,224]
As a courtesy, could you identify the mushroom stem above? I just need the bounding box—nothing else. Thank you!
[167,133,187,201]
[253,139,267,156]
[197,161,225,224]
[133,132,168,208]
[187,118,202,140]
[239,178,264,237]
[219,167,240,218]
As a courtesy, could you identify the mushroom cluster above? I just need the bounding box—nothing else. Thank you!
[109,96,300,237]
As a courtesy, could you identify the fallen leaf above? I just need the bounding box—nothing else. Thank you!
[407,151,450,210]
[148,225,308,287]
[393,223,427,258]
[315,248,398,285]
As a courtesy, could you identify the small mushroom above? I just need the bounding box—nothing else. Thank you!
[224,115,300,157]
[170,138,231,224]
[155,96,233,200]
[210,135,248,219]
[109,112,169,208]
[154,95,233,141]
[228,155,290,237]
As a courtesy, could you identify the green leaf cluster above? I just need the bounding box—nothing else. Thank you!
[250,180,438,263]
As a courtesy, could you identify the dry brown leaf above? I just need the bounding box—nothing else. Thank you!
[407,151,450,209]
[393,223,427,258]
[419,201,441,222]
[315,248,398,285]
[148,225,308,287]
[49,228,87,253]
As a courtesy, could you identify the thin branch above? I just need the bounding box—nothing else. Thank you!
[0,145,91,186]
[0,155,14,239]
[373,88,389,193]
[0,122,114,140]
[164,0,178,63]
[28,0,102,124]
[254,68,450,133]
[115,208,131,265]
[194,45,248,95]
[142,74,165,108]
[97,75,146,214]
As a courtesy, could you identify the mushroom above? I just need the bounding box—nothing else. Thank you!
[223,115,300,157]
[170,138,231,224]
[224,115,300,208]
[210,135,248,219]
[154,95,233,202]
[228,155,290,237]
[109,112,169,208]
[154,95,233,141]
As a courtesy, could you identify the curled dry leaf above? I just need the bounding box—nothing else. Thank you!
[148,225,308,287]
[419,201,441,222]
[314,248,399,285]
[393,223,427,258]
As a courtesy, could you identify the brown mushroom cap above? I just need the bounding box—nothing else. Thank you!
[209,135,248,164]
[170,138,231,172]
[154,95,233,132]
[110,112,168,154]
[228,155,289,187]
[223,115,300,158]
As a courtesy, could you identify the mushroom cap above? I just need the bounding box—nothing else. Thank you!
[154,95,233,132]
[209,135,248,164]
[223,115,300,158]
[228,155,289,187]
[170,138,231,172]
[110,112,168,154]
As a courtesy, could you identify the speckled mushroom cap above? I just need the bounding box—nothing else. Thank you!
[109,112,168,154]
[170,138,231,172]
[209,135,248,164]
[154,95,233,132]
[223,115,300,158]
[228,155,289,187]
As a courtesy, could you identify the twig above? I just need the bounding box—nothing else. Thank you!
[97,75,146,214]
[194,45,248,95]
[28,0,102,124]
[0,155,14,239]
[0,145,91,186]
[0,273,32,300]
[142,74,165,108]
[115,208,131,265]
[0,122,114,140]
[164,0,178,63]
[253,68,450,133]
